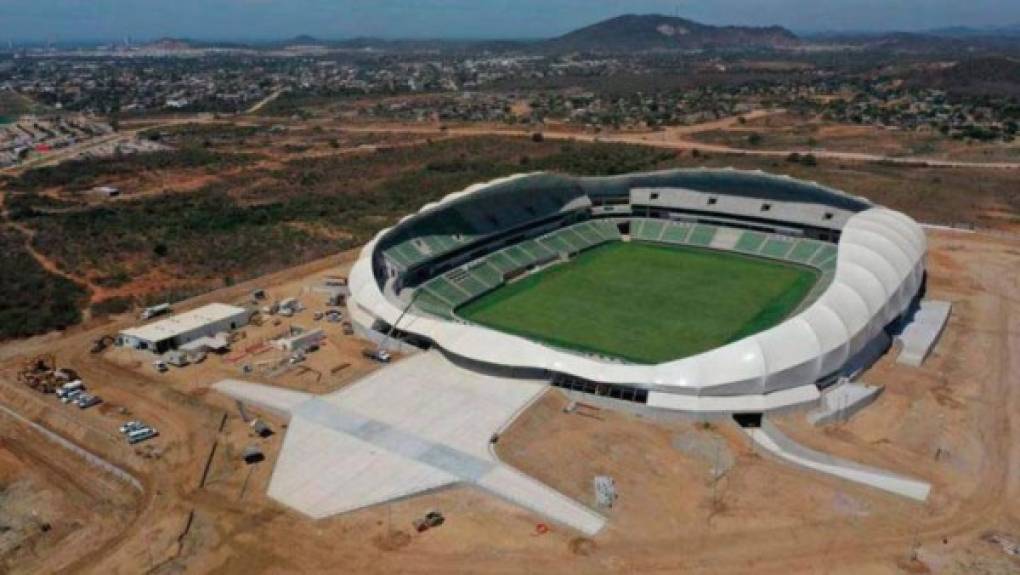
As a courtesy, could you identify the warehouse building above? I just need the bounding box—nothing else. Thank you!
[119,303,249,354]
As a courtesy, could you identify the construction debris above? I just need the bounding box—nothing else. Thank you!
[251,419,273,438]
[277,297,303,317]
[17,354,58,393]
[90,334,115,354]
[362,348,392,363]
[412,510,445,533]
[273,327,325,353]
[594,476,617,509]
[242,445,265,465]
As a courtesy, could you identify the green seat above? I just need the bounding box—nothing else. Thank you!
[787,240,822,263]
[761,238,795,259]
[687,225,717,246]
[486,252,517,273]
[661,223,690,243]
[809,244,838,266]
[734,231,767,253]
[641,220,665,241]
[540,234,574,254]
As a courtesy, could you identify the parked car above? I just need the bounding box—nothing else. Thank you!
[55,380,85,399]
[120,421,145,434]
[75,394,102,409]
[127,427,159,444]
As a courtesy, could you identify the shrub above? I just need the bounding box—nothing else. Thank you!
[91,296,134,316]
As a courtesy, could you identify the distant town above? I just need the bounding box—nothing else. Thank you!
[3,27,1019,169]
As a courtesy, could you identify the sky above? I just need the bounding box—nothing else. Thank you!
[1,0,1019,42]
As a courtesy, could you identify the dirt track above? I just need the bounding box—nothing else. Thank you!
[338,121,1020,171]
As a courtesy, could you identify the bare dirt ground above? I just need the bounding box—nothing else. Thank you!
[0,228,1017,574]
[691,112,1020,163]
[338,119,1020,171]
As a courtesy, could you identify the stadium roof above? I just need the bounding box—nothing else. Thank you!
[348,171,925,413]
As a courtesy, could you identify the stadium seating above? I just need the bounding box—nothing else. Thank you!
[686,224,719,246]
[628,218,837,278]
[734,230,767,253]
[381,176,586,270]
[412,216,841,320]
[412,220,619,318]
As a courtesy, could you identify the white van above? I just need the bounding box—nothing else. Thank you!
[56,380,85,399]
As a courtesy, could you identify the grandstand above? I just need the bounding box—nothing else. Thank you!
[349,169,926,415]
[411,219,835,325]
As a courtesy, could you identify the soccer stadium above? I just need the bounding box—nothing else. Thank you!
[347,168,927,415]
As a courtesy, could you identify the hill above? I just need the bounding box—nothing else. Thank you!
[145,37,194,51]
[543,14,798,52]
[927,24,1020,38]
[910,56,1020,98]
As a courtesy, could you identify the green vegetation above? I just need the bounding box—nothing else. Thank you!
[7,147,258,192]
[6,137,676,302]
[141,123,262,147]
[0,91,48,117]
[5,129,1019,343]
[457,241,818,363]
[0,228,88,340]
[90,295,134,316]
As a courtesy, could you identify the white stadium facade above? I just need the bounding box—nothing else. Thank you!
[347,168,927,416]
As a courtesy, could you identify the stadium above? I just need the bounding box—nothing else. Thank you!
[347,168,927,416]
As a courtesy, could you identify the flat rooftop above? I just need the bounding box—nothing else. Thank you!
[120,303,247,343]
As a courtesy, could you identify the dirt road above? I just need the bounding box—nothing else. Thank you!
[338,120,1020,171]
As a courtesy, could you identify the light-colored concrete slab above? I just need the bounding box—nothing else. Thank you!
[213,350,606,535]
[745,419,930,501]
[807,380,884,426]
[709,226,743,250]
[896,299,952,367]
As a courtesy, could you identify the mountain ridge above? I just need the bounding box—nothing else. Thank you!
[542,14,799,52]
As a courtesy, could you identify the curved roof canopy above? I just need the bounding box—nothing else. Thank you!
[349,169,924,411]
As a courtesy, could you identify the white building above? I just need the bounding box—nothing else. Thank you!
[119,303,249,354]
[347,169,927,415]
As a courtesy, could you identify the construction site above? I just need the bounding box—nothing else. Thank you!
[0,220,1017,574]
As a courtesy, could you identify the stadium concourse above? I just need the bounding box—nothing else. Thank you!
[348,168,928,415]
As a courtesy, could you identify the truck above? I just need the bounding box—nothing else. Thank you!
[141,303,171,320]
[127,427,159,444]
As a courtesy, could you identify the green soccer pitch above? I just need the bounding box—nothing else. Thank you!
[456,241,819,364]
